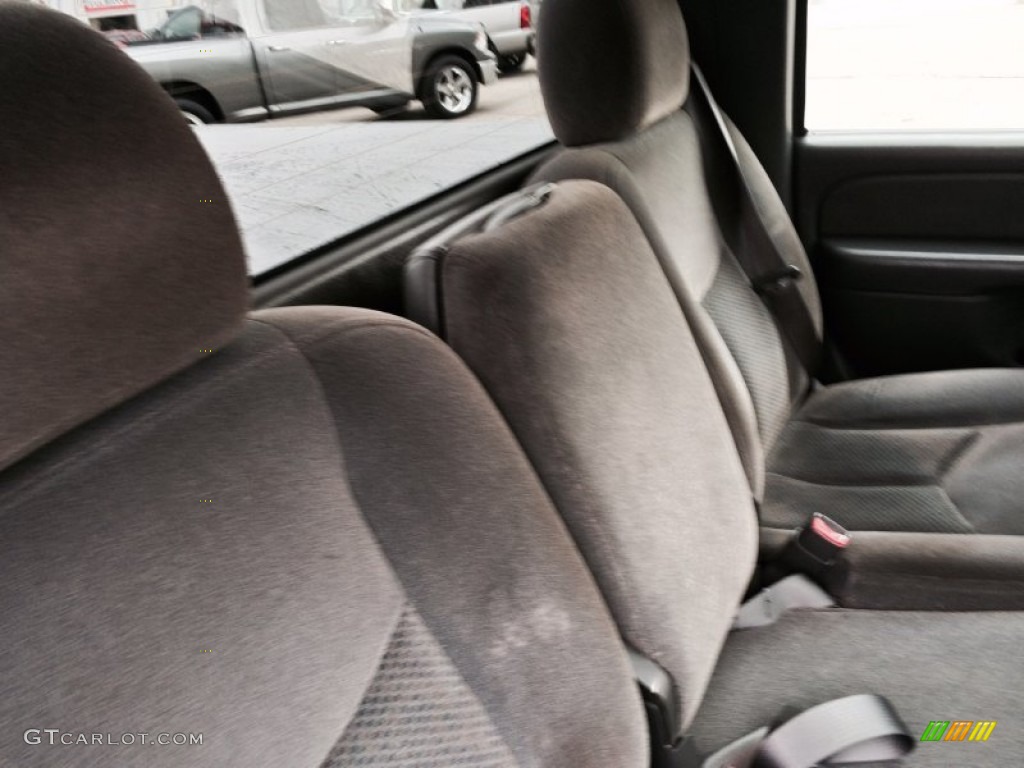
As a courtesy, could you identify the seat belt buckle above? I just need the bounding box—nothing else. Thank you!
[780,513,850,583]
[752,264,802,295]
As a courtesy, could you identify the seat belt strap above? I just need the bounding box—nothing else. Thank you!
[702,695,914,768]
[688,63,821,375]
[754,694,914,767]
[732,574,834,630]
[630,645,913,767]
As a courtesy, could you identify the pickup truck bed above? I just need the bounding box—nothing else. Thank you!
[417,0,537,72]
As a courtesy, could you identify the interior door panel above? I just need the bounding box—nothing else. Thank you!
[796,134,1024,378]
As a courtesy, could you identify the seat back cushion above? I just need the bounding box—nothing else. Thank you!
[0,312,647,768]
[533,0,823,468]
[409,181,759,732]
[1,321,397,767]
[255,307,649,768]
[535,112,812,475]
[0,4,248,472]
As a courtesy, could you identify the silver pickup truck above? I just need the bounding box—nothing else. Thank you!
[126,0,498,122]
[409,0,538,73]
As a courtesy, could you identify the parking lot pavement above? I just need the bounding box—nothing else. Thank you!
[196,64,552,275]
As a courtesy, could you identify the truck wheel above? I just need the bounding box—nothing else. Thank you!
[498,54,525,74]
[175,98,215,126]
[419,56,478,120]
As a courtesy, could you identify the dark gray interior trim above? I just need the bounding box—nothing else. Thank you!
[796,132,1024,248]
[679,0,799,209]
[405,184,555,335]
[823,239,1024,295]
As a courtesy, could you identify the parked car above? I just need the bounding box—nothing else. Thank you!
[125,0,498,122]
[406,0,536,73]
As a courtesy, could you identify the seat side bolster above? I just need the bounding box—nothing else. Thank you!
[404,244,447,336]
[251,305,650,768]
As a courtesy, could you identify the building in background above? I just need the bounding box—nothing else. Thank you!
[34,0,187,31]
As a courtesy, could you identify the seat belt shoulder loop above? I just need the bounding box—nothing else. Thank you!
[688,63,821,375]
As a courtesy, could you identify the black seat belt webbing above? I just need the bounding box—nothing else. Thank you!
[689,63,821,376]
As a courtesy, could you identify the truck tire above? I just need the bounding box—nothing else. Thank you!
[498,53,526,74]
[175,98,215,126]
[419,55,478,120]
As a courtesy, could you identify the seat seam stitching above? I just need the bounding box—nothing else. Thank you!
[934,485,977,533]
[849,571,1024,586]
[322,602,429,763]
[254,317,520,763]
[766,469,944,490]
[0,329,294,507]
[250,315,439,347]
[791,416,1024,431]
[245,319,416,696]
[937,430,983,480]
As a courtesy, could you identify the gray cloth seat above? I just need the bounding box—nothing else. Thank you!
[529,0,1024,540]
[405,178,1024,765]
[765,369,1024,535]
[0,7,647,767]
[1,312,648,768]
[692,608,1024,761]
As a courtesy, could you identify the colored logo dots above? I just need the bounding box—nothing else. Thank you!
[200,649,214,653]
[199,348,214,353]
[200,499,213,503]
[199,198,214,203]
[921,720,997,742]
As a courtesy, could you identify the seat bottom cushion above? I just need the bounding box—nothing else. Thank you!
[762,369,1024,535]
[690,608,1024,765]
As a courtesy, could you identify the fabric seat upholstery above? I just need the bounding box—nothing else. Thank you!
[766,369,1024,535]
[1,310,648,768]
[0,7,647,766]
[409,181,760,733]
[691,608,1024,762]
[530,0,1024,540]
[405,178,1024,765]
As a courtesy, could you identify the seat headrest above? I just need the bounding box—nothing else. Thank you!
[537,0,690,147]
[0,4,248,471]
